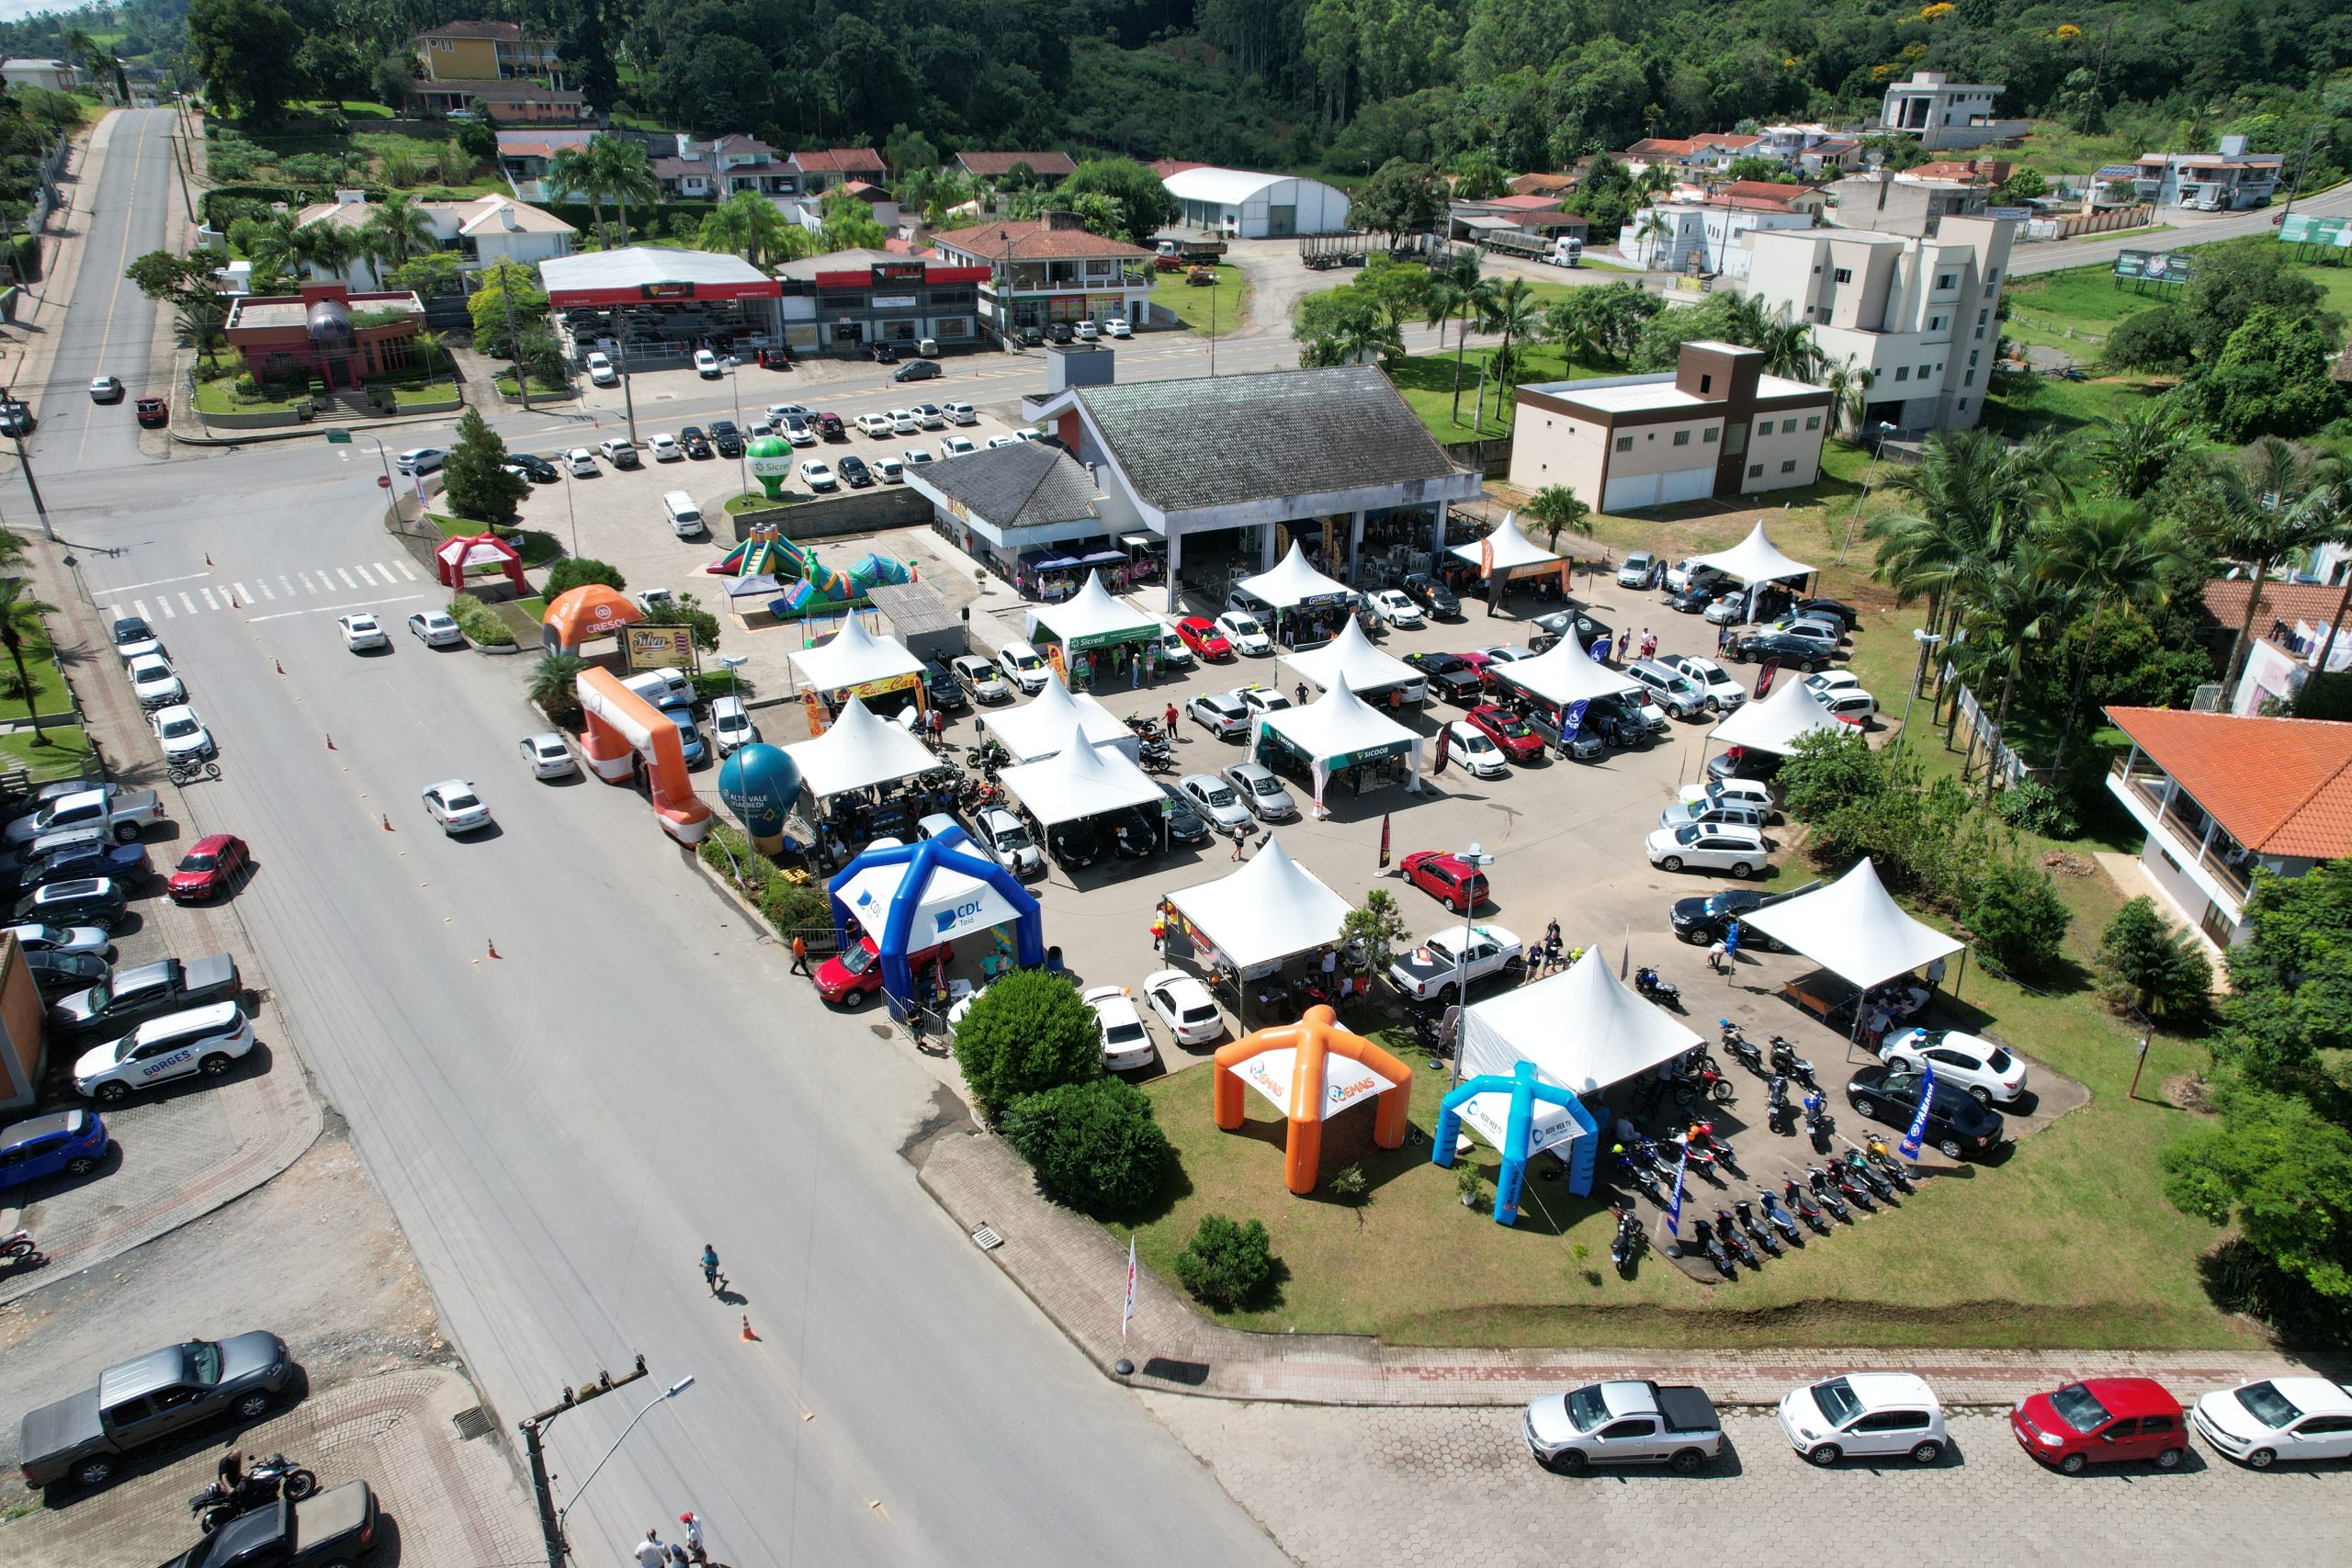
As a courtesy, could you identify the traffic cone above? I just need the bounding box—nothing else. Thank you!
[381,814,392,831]
[274,660,284,674]
[324,734,335,750]
[486,936,500,959]
[740,1314,759,1342]
[203,552,212,566]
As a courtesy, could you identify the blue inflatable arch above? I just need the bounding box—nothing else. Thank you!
[825,828,1046,1011]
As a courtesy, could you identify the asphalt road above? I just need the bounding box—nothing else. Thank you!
[17,122,1289,1568]
[2005,180,2352,276]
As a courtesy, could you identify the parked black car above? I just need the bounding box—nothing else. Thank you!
[1403,651,1485,704]
[502,452,558,483]
[893,359,943,382]
[709,419,744,458]
[1159,784,1212,846]
[1845,1064,2006,1160]
[1397,572,1460,618]
[679,426,713,459]
[1792,597,1860,633]
[1725,631,1833,671]
[1046,819,1099,867]
[1668,887,1803,950]
[0,399,34,436]
[1705,748,1783,784]
[24,949,108,1002]
[919,659,967,711]
[1105,806,1159,859]
[14,839,150,896]
[1017,325,1045,346]
[837,454,875,489]
[871,342,900,363]
[1663,582,1716,614]
[12,878,128,931]
[1045,321,1075,344]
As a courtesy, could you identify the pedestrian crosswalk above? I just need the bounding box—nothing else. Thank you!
[106,558,424,624]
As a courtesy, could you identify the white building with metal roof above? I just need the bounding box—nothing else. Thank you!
[1161,167,1351,238]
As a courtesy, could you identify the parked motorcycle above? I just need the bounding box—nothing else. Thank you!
[1758,1188,1805,1246]
[189,1453,317,1535]
[1735,1198,1782,1258]
[1863,1129,1917,1191]
[1768,1035,1817,1088]
[1673,1065,1737,1108]
[1633,967,1681,1010]
[0,1227,41,1266]
[1826,1160,1878,1212]
[1803,1092,1835,1154]
[1690,1218,1737,1280]
[1842,1149,1896,1203]
[1683,1120,1741,1176]
[1714,1209,1758,1269]
[1766,1075,1795,1135]
[1610,1207,1646,1278]
[1613,1146,1666,1207]
[1806,1168,1852,1223]
[1785,1176,1834,1233]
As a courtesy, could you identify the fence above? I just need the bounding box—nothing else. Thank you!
[2019,205,2156,243]
[1942,662,2027,788]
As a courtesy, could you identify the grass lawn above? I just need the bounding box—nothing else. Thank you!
[2002,240,2352,363]
[724,491,796,513]
[191,378,308,415]
[428,513,561,569]
[0,726,94,782]
[514,596,547,623]
[1149,262,1250,337]
[496,372,574,397]
[0,648,70,723]
[387,379,463,410]
[1982,371,2177,437]
[1391,339,1607,443]
[2001,122,2144,177]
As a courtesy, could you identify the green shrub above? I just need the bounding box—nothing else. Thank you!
[445,593,515,647]
[1327,1162,1369,1205]
[543,557,626,599]
[951,969,1102,1122]
[528,652,584,728]
[2098,895,2213,1021]
[758,879,831,942]
[1995,776,2079,840]
[690,670,754,705]
[1001,1077,1171,1214]
[1969,855,2074,977]
[697,823,768,886]
[1173,1213,1275,1311]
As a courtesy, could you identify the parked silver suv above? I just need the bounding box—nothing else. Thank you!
[1624,660,1712,720]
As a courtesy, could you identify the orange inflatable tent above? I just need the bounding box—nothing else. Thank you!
[543,584,643,656]
[575,667,712,844]
[1213,1005,1412,1196]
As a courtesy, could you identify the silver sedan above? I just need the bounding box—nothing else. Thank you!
[422,779,493,835]
[1178,773,1252,829]
[1221,761,1297,821]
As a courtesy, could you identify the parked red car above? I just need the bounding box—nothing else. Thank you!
[817,412,845,440]
[1448,649,1500,690]
[813,935,954,1007]
[135,396,167,428]
[757,346,793,368]
[1464,703,1544,762]
[1175,616,1233,661]
[2010,1378,2188,1474]
[167,832,249,903]
[1401,850,1487,914]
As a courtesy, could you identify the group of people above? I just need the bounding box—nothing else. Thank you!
[1528,919,1579,978]
[635,1515,709,1566]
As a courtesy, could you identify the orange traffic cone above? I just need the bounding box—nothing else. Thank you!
[381,814,392,831]
[324,734,335,750]
[740,1314,759,1342]
[486,936,500,959]
[204,552,212,566]
[275,660,285,675]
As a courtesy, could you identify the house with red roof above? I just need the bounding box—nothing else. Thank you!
[2201,578,2352,716]
[931,210,1153,337]
[2105,705,2352,945]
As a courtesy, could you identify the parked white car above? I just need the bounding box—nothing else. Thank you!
[1702,595,1748,626]
[708,694,758,756]
[997,640,1050,694]
[150,705,215,763]
[408,610,464,648]
[1645,822,1769,878]
[798,459,838,491]
[1804,670,1862,698]
[1658,653,1744,711]
[2193,1379,2352,1468]
[694,348,722,378]
[128,654,184,708]
[901,448,935,469]
[911,403,946,429]
[1154,624,1195,668]
[585,351,616,386]
[563,447,597,477]
[649,433,683,462]
[72,1000,254,1105]
[1778,1373,1948,1466]
[1443,721,1511,778]
[1677,777,1777,819]
[971,806,1043,877]
[985,434,1021,450]
[1821,688,1877,723]
[1186,691,1251,739]
[1617,551,1659,589]
[1368,589,1425,627]
[875,456,905,483]
[1084,985,1156,1071]
[1144,969,1223,1045]
[422,779,492,835]
[888,409,921,435]
[597,437,636,464]
[1215,611,1272,656]
[518,732,577,780]
[1879,1028,2029,1106]
[856,412,896,438]
[1178,773,1252,829]
[943,400,978,425]
[1103,317,1132,339]
[939,435,977,458]
[778,417,817,447]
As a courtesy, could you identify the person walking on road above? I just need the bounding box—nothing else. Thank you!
[1707,939,1728,976]
[636,1529,669,1568]
[789,933,809,976]
[700,1245,723,1295]
[676,1513,708,1565]
[1163,701,1179,739]
[1229,822,1248,861]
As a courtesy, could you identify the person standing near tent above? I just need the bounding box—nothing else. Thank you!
[1163,700,1179,739]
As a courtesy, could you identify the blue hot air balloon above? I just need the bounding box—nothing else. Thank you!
[718,743,802,853]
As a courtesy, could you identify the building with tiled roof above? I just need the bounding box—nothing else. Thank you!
[2201,577,2352,718]
[1625,138,1698,162]
[409,76,585,122]
[2132,135,2284,212]
[932,211,1153,338]
[413,19,563,88]
[1148,158,1208,180]
[1714,179,1824,213]
[1911,158,2010,185]
[291,192,575,290]
[2106,705,2352,944]
[1508,173,1577,197]
[786,147,888,195]
[956,151,1078,181]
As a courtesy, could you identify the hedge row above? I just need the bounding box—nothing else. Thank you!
[446,592,516,648]
[695,824,831,942]
[200,184,487,227]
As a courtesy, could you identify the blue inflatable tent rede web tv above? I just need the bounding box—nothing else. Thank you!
[1430,1060,1600,1225]
[825,827,1045,1011]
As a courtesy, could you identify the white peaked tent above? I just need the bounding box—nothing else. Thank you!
[1737,857,1963,992]
[1238,540,1352,612]
[1448,510,1562,580]
[1164,836,1353,976]
[783,696,940,801]
[1024,570,1159,651]
[996,725,1164,828]
[1707,678,1845,756]
[1459,948,1703,1150]
[1252,674,1423,809]
[1689,520,1815,586]
[1280,616,1422,702]
[1493,625,1641,708]
[788,614,924,695]
[979,669,1139,762]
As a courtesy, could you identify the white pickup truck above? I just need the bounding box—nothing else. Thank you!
[1387,924,1523,1003]
[3,786,166,848]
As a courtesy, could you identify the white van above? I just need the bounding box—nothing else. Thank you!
[620,668,693,710]
[662,490,705,537]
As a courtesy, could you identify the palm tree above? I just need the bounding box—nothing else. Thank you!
[0,578,59,746]
[1750,310,1819,380]
[1818,356,1874,435]
[591,134,657,246]
[547,143,608,245]
[2040,497,2186,780]
[359,194,434,284]
[696,190,797,266]
[2090,405,2194,502]
[1869,427,2070,679]
[1630,209,1672,269]
[1546,294,1602,372]
[1525,485,1593,551]
[175,297,229,364]
[1422,249,1497,423]
[529,653,587,728]
[293,220,358,286]
[1964,542,2081,732]
[2199,440,2346,694]
[1482,278,1545,426]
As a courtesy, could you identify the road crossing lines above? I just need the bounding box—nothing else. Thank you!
[107,558,424,626]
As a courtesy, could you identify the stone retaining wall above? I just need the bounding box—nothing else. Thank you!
[727,485,932,543]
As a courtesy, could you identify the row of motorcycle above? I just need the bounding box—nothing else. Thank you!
[1607,1023,1917,1281]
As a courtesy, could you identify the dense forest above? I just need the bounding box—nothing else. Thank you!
[127,0,2352,186]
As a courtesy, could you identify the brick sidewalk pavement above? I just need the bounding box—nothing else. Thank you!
[919,1128,2314,1408]
[0,1367,539,1568]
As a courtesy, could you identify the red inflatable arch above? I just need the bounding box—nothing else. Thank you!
[1212,1004,1413,1196]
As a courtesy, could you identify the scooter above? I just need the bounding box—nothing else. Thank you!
[1736,1198,1783,1258]
[189,1454,318,1535]
[1610,1207,1646,1278]
[1826,1160,1878,1212]
[1769,1036,1817,1088]
[1785,1176,1834,1233]
[1758,1188,1805,1246]
[1842,1148,1896,1203]
[1713,1209,1758,1269]
[1664,1133,1726,1187]
[1684,1120,1742,1176]
[1807,1168,1852,1223]
[1717,1020,1765,1076]
[1690,1218,1737,1280]
[1804,1094,1835,1155]
[1863,1129,1917,1191]
[1633,967,1682,1010]
[0,1227,40,1266]
[1766,1075,1795,1135]
[1614,1146,1665,1207]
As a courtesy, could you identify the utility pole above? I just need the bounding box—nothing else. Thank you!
[2277,127,2324,230]
[615,330,639,446]
[516,1352,647,1568]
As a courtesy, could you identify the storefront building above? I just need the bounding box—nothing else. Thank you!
[931,211,1152,336]
[775,250,987,356]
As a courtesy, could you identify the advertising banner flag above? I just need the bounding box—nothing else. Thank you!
[1898,1061,1938,1162]
[1122,1235,1137,1340]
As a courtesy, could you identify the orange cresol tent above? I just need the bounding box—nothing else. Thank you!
[542,584,643,656]
[1213,1004,1413,1196]
[575,667,713,845]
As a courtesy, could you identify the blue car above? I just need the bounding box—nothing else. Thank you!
[0,1109,107,1192]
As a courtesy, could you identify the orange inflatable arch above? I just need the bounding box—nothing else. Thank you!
[575,667,712,845]
[1212,1004,1413,1196]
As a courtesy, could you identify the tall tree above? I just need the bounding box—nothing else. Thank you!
[546,142,608,245]
[1422,248,1496,423]
[590,134,657,247]
[2198,439,2345,695]
[1351,158,1446,243]
[1481,277,1544,423]
[2090,405,2195,501]
[1057,159,1177,246]
[187,0,301,125]
[0,577,56,747]
[2040,497,2186,781]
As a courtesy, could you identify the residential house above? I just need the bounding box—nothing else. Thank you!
[495,130,597,201]
[1825,169,1992,236]
[1508,173,1578,197]
[2130,135,2284,212]
[1619,197,1814,277]
[2204,579,2352,716]
[409,77,585,123]
[293,189,576,290]
[2104,705,2352,946]
[1688,133,1765,171]
[1509,340,1832,513]
[1713,179,1826,217]
[414,20,565,88]
[1755,124,1860,177]
[786,147,889,198]
[1448,194,1589,246]
[2083,164,2143,211]
[1741,215,2015,434]
[1878,71,2028,152]
[1623,138,1701,175]
[955,151,1078,184]
[931,209,1153,334]
[223,281,428,391]
[1910,158,2011,186]
[0,59,79,94]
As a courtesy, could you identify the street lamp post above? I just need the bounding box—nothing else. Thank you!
[724,356,748,496]
[553,1375,696,1544]
[1445,842,1497,1088]
[1835,421,1898,566]
[719,652,748,706]
[560,466,579,557]
[1891,627,1942,762]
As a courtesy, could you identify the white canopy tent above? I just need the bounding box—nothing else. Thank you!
[1737,857,1964,992]
[1252,674,1424,810]
[1447,511,1562,581]
[1492,626,1642,708]
[782,696,940,801]
[1279,617,1423,703]
[1689,520,1815,586]
[979,670,1139,762]
[996,726,1164,829]
[1164,836,1353,977]
[835,837,1028,948]
[787,615,925,695]
[1706,679,1845,756]
[1023,570,1159,652]
[1237,541,1353,612]
[1457,948,1703,1154]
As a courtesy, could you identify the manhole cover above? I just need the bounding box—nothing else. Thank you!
[971,1224,1003,1250]
[450,1405,494,1441]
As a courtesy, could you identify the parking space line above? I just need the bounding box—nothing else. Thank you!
[299,573,315,593]
[382,561,411,581]
[157,597,174,617]
[131,599,147,620]
[232,582,249,603]
[200,587,220,610]
[317,568,336,589]
[257,581,275,600]
[278,576,294,596]
[103,603,119,620]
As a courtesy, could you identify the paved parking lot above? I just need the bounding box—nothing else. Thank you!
[1148,1398,2352,1568]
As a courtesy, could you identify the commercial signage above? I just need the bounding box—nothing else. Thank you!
[640,281,695,299]
[871,262,928,285]
[870,295,920,310]
[2114,249,2192,283]
[748,448,794,481]
[626,626,697,671]
[2279,214,2352,247]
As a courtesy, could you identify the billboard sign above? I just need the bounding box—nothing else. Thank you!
[625,626,697,671]
[2114,250,2192,283]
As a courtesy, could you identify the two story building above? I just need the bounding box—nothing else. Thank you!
[931,210,1152,335]
[2204,579,2352,716]
[1825,169,1994,236]
[1879,71,2028,152]
[2131,135,2284,212]
[414,20,566,87]
[2105,705,2352,948]
[1742,215,2014,434]
[223,281,429,391]
[293,190,576,290]
[786,147,888,198]
[1507,341,1832,513]
[495,130,597,200]
[774,249,986,356]
[955,151,1077,185]
[1618,197,1815,277]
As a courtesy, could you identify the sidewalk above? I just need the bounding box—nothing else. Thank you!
[0,1367,539,1568]
[917,1126,2315,1408]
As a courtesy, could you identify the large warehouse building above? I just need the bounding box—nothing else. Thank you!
[1160,166,1351,238]
[537,246,784,368]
